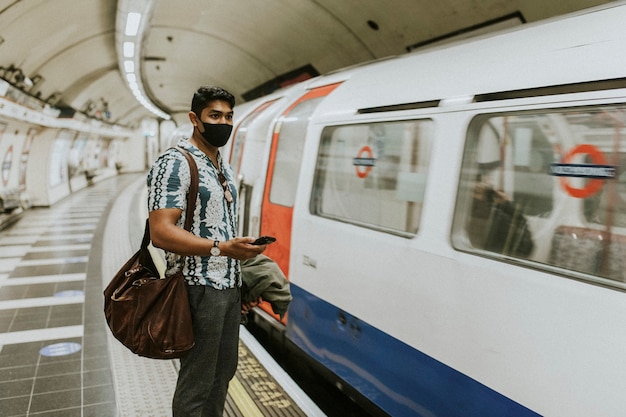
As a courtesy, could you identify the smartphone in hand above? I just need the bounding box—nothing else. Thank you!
[252,236,276,245]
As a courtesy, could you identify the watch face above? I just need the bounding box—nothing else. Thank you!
[210,242,220,256]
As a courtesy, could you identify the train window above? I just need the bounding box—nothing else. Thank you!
[230,99,279,178]
[269,97,324,207]
[311,119,433,235]
[453,105,626,290]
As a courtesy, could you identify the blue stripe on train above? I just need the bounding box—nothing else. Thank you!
[285,285,541,417]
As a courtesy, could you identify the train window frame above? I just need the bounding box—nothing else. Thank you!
[230,98,280,179]
[310,118,434,237]
[268,96,325,208]
[452,103,626,291]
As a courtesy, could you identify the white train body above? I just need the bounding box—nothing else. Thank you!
[230,3,626,416]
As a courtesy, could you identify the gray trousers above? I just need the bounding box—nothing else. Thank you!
[173,286,241,417]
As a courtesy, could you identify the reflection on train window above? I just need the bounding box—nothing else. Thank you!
[453,105,626,290]
[270,97,324,207]
[584,153,626,228]
[230,99,278,179]
[311,119,433,235]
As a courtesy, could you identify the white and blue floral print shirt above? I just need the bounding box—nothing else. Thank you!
[146,139,240,289]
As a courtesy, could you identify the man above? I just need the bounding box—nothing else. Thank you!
[467,168,533,257]
[147,86,266,416]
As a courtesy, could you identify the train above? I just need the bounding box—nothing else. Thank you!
[223,3,626,416]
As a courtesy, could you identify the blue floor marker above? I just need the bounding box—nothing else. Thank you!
[40,342,82,357]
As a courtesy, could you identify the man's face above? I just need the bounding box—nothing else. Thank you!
[199,99,233,125]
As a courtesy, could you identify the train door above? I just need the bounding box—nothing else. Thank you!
[230,99,280,236]
[260,83,342,292]
[230,99,278,181]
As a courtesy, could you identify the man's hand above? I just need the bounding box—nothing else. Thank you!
[220,237,266,260]
[242,297,262,314]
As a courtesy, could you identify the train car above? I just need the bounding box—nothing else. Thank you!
[232,2,626,416]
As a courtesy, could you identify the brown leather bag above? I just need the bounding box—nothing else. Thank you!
[103,147,197,359]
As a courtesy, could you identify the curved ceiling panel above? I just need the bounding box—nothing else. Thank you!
[0,0,115,95]
[37,34,116,96]
[142,28,279,113]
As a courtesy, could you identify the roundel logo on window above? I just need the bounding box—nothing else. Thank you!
[549,144,615,198]
[353,146,376,178]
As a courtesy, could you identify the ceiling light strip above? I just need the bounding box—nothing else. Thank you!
[115,1,170,120]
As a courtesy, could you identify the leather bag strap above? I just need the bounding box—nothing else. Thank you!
[175,147,199,232]
[141,218,151,249]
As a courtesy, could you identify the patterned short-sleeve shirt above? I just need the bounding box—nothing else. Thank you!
[146,139,240,289]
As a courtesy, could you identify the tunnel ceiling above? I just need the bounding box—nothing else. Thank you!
[0,0,614,128]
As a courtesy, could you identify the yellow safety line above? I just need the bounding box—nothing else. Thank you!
[228,376,265,417]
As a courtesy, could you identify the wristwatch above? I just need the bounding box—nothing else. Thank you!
[210,240,221,256]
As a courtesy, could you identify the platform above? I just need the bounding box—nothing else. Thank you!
[0,173,324,417]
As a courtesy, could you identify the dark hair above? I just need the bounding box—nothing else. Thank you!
[191,86,235,115]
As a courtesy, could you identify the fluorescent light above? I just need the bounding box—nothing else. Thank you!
[125,12,141,36]
[116,4,170,120]
[123,42,135,57]
[124,60,135,73]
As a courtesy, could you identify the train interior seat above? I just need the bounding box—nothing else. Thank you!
[549,225,626,281]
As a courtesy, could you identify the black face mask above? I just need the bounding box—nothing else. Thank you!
[198,123,233,148]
